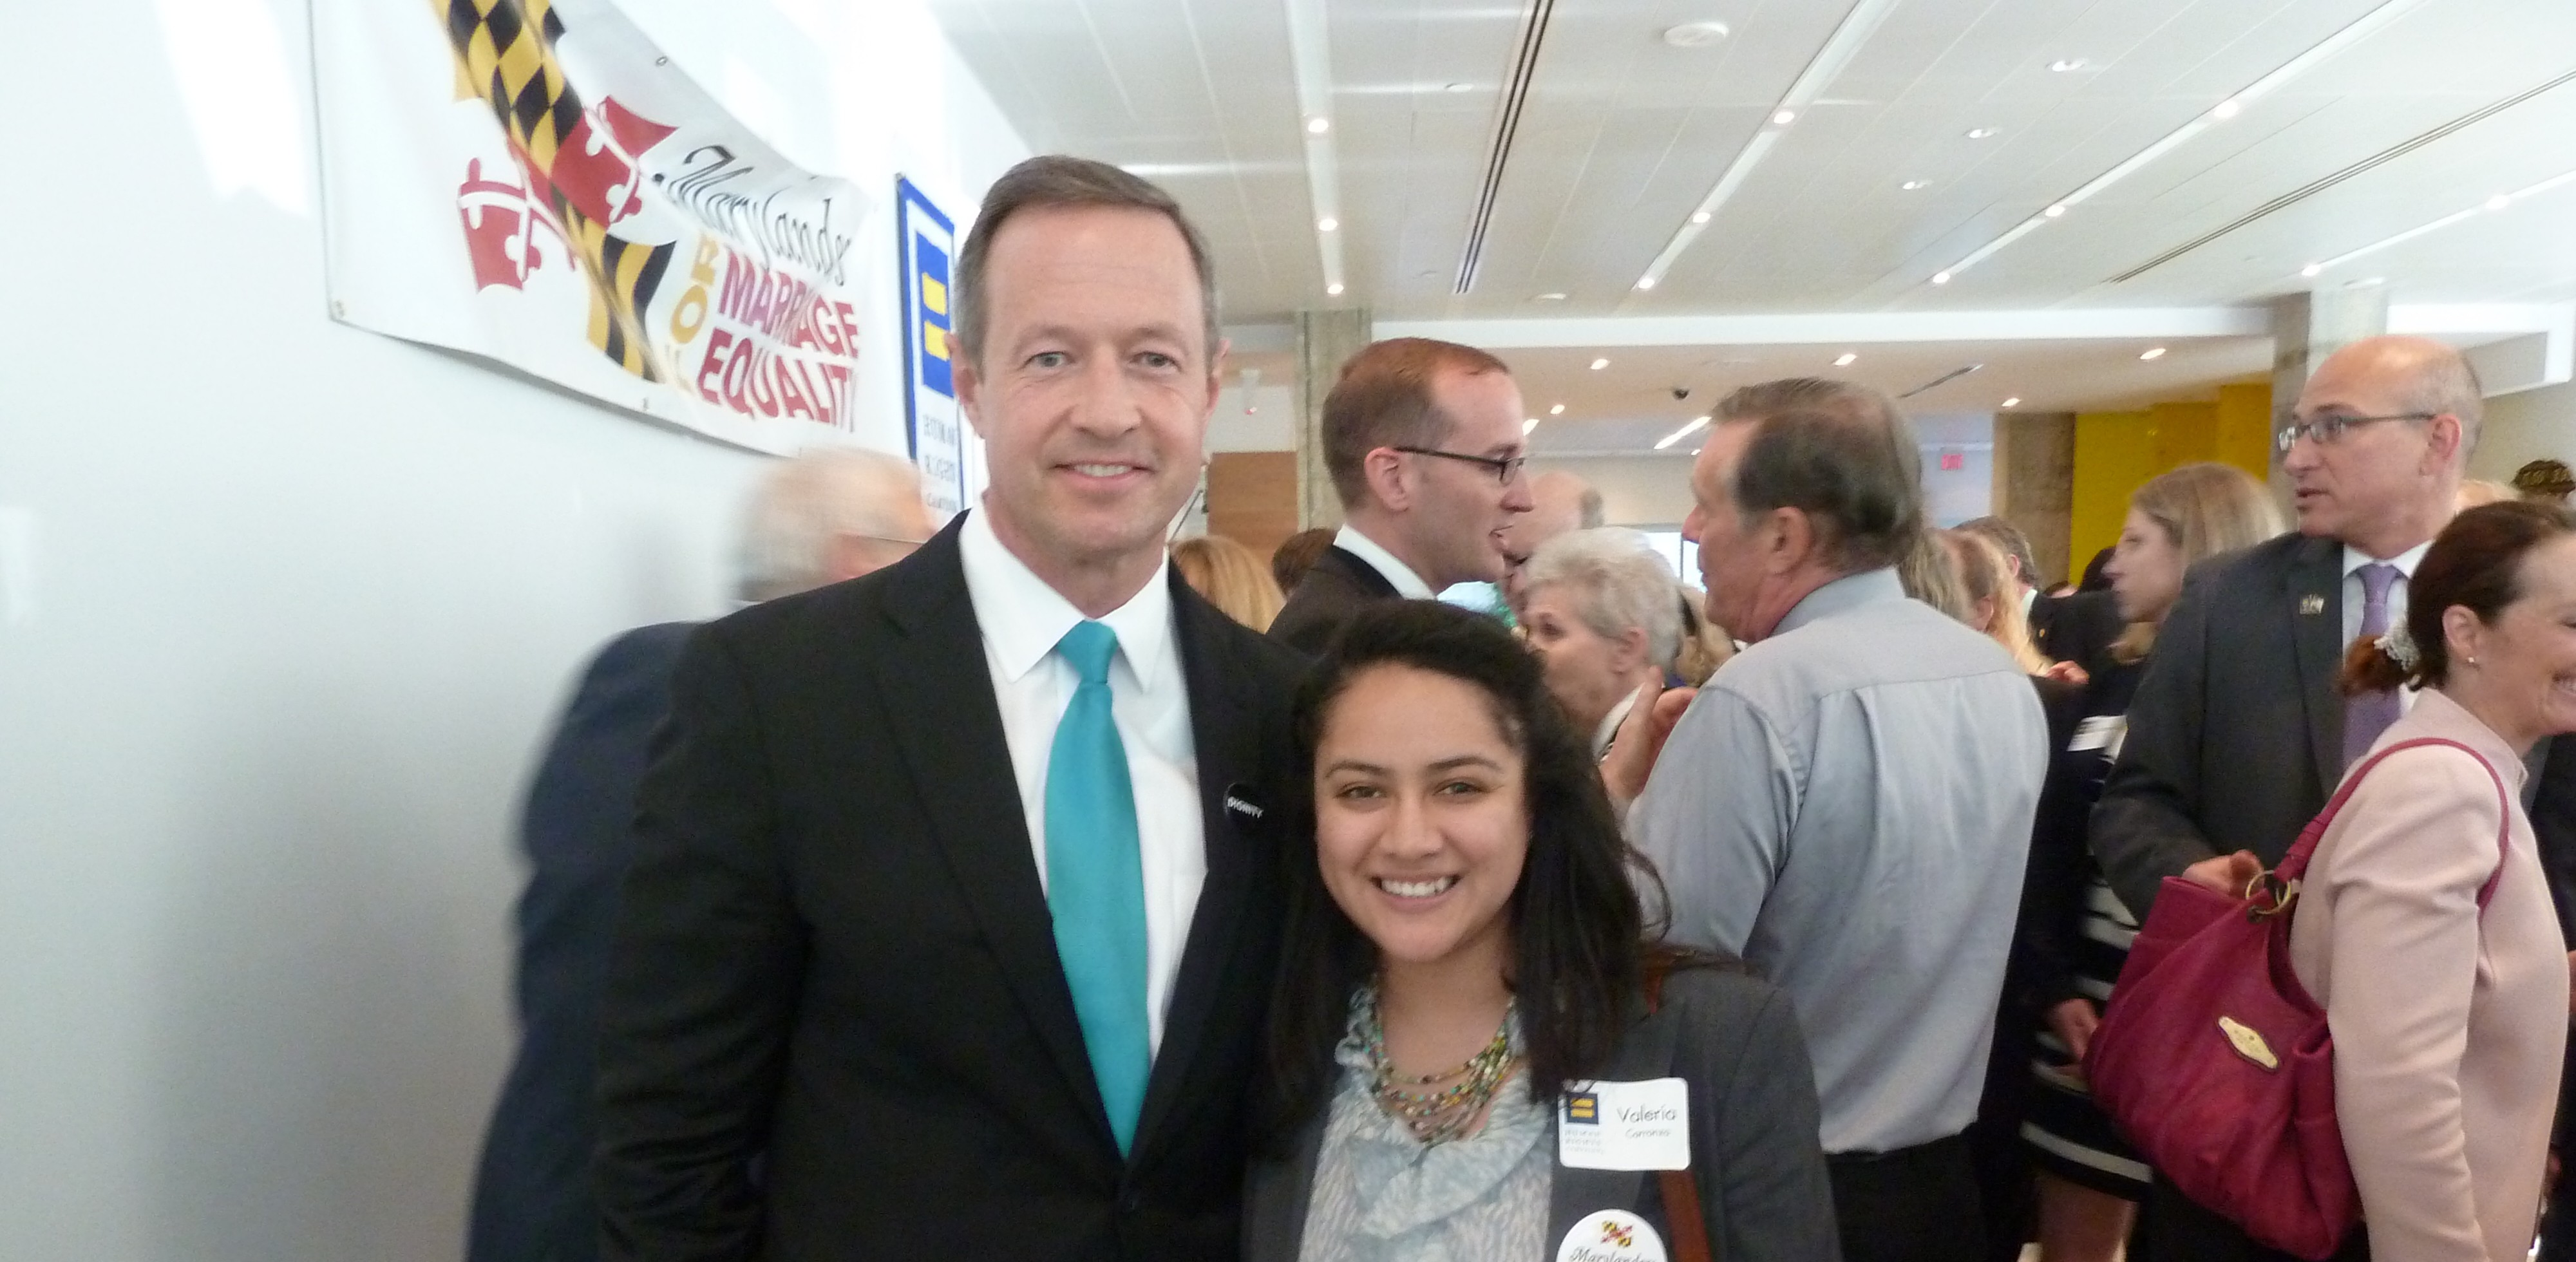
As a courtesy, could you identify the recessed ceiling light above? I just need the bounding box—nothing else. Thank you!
[2002,397,2022,408]
[1533,292,1567,301]
[2301,263,2323,278]
[1662,20,1731,47]
[1318,217,1340,232]
[1772,109,1797,126]
[1326,282,1345,296]
[1443,82,1474,93]
[2049,58,2089,72]
[1590,357,1611,370]
[1306,117,1331,135]
[1833,352,1858,367]
[1523,417,1540,434]
[2043,203,2067,218]
[1549,403,1566,415]
[1690,211,1712,224]
[1634,277,1657,290]
[1966,127,1998,140]
[2211,99,2242,120]
[1900,180,1928,191]
[2139,346,2167,361]
[2486,193,2512,211]
[1931,270,1953,285]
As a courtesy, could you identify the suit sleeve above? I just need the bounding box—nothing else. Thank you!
[1629,686,1798,954]
[594,626,804,1262]
[2090,582,2221,918]
[1703,984,1840,1262]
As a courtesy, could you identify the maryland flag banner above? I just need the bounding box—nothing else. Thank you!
[317,0,869,453]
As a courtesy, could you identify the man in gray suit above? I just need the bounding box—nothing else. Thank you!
[2093,334,2487,1260]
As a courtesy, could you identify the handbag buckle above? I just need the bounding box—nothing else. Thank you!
[2243,872,2300,919]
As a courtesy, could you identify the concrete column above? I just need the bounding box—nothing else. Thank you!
[2270,284,2390,493]
[1992,411,2078,587]
[1293,308,1373,529]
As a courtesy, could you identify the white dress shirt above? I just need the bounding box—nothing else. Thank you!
[1332,525,1436,599]
[959,507,1206,1056]
[2344,540,2432,713]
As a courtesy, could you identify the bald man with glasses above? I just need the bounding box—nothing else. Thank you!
[1267,336,1535,654]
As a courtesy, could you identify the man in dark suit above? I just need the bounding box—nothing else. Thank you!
[467,451,932,1262]
[592,156,1308,1261]
[2092,334,2528,1260]
[1267,337,1534,653]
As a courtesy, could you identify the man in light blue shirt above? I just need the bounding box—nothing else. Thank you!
[1615,378,2047,1262]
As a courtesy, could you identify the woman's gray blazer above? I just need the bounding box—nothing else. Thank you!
[1243,966,1842,1261]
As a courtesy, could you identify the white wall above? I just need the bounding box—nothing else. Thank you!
[2470,380,2576,482]
[1530,412,1996,531]
[0,2,1022,1259]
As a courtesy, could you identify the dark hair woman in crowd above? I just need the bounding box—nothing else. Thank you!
[2015,462,2283,1260]
[1245,601,1838,1261]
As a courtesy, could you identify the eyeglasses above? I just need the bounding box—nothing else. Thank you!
[2273,411,2437,455]
[1392,446,1529,485]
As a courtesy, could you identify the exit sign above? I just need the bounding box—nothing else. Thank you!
[1939,452,1965,471]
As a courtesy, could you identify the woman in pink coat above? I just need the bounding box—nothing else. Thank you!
[2204,500,2576,1260]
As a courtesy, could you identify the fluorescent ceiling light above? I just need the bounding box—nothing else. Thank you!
[1590,357,1611,370]
[1927,0,2433,288]
[1549,403,1566,415]
[1656,416,1714,450]
[1533,292,1567,301]
[1524,417,1540,434]
[1833,352,1857,366]
[1284,0,1345,297]
[2139,347,2167,361]
[2002,397,2022,408]
[2307,166,2576,273]
[2043,203,2067,218]
[1631,0,1902,293]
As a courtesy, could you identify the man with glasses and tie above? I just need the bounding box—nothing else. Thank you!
[592,156,1307,1261]
[2092,332,2558,1261]
[1267,337,1537,654]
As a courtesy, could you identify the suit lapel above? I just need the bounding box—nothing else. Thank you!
[2286,536,2345,789]
[1132,578,1273,1158]
[869,525,1105,1135]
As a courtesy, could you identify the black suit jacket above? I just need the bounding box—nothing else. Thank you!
[594,520,1309,1261]
[471,622,696,1262]
[1267,545,1401,655]
[2094,532,2575,921]
[2029,589,2123,678]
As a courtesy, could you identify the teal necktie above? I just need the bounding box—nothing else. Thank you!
[1044,620,1151,1155]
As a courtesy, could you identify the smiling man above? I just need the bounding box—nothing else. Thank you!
[594,156,1307,1261]
[1268,337,1536,654]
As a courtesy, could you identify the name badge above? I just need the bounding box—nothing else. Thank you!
[1555,1209,1669,1262]
[2068,714,2128,757]
[1558,1077,1690,1171]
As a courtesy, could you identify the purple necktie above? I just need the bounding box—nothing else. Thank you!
[2342,563,2403,766]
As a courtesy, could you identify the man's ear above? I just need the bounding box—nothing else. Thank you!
[1763,507,1818,575]
[955,348,989,439]
[1363,447,1412,512]
[2424,412,2465,473]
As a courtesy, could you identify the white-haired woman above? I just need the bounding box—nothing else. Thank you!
[1518,529,1685,761]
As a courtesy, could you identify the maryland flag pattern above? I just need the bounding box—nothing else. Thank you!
[438,0,673,380]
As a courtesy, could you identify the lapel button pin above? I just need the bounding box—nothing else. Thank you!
[2299,595,2325,616]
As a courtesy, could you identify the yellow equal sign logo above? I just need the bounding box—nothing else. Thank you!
[1564,1091,1598,1124]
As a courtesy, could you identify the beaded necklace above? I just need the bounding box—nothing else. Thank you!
[1358,982,1520,1147]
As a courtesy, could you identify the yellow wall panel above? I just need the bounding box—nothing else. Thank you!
[2067,384,2272,576]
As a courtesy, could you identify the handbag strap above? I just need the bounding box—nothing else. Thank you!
[2273,736,2514,910]
[1642,965,1716,1262]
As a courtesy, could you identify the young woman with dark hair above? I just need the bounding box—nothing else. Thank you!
[1244,600,1837,1261]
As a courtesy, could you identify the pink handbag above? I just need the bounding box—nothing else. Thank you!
[2084,737,2509,1259]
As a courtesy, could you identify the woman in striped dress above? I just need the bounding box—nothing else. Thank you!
[2017,462,2285,1260]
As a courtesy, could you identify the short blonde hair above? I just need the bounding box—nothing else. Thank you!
[1943,529,2047,673]
[1171,534,1285,632]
